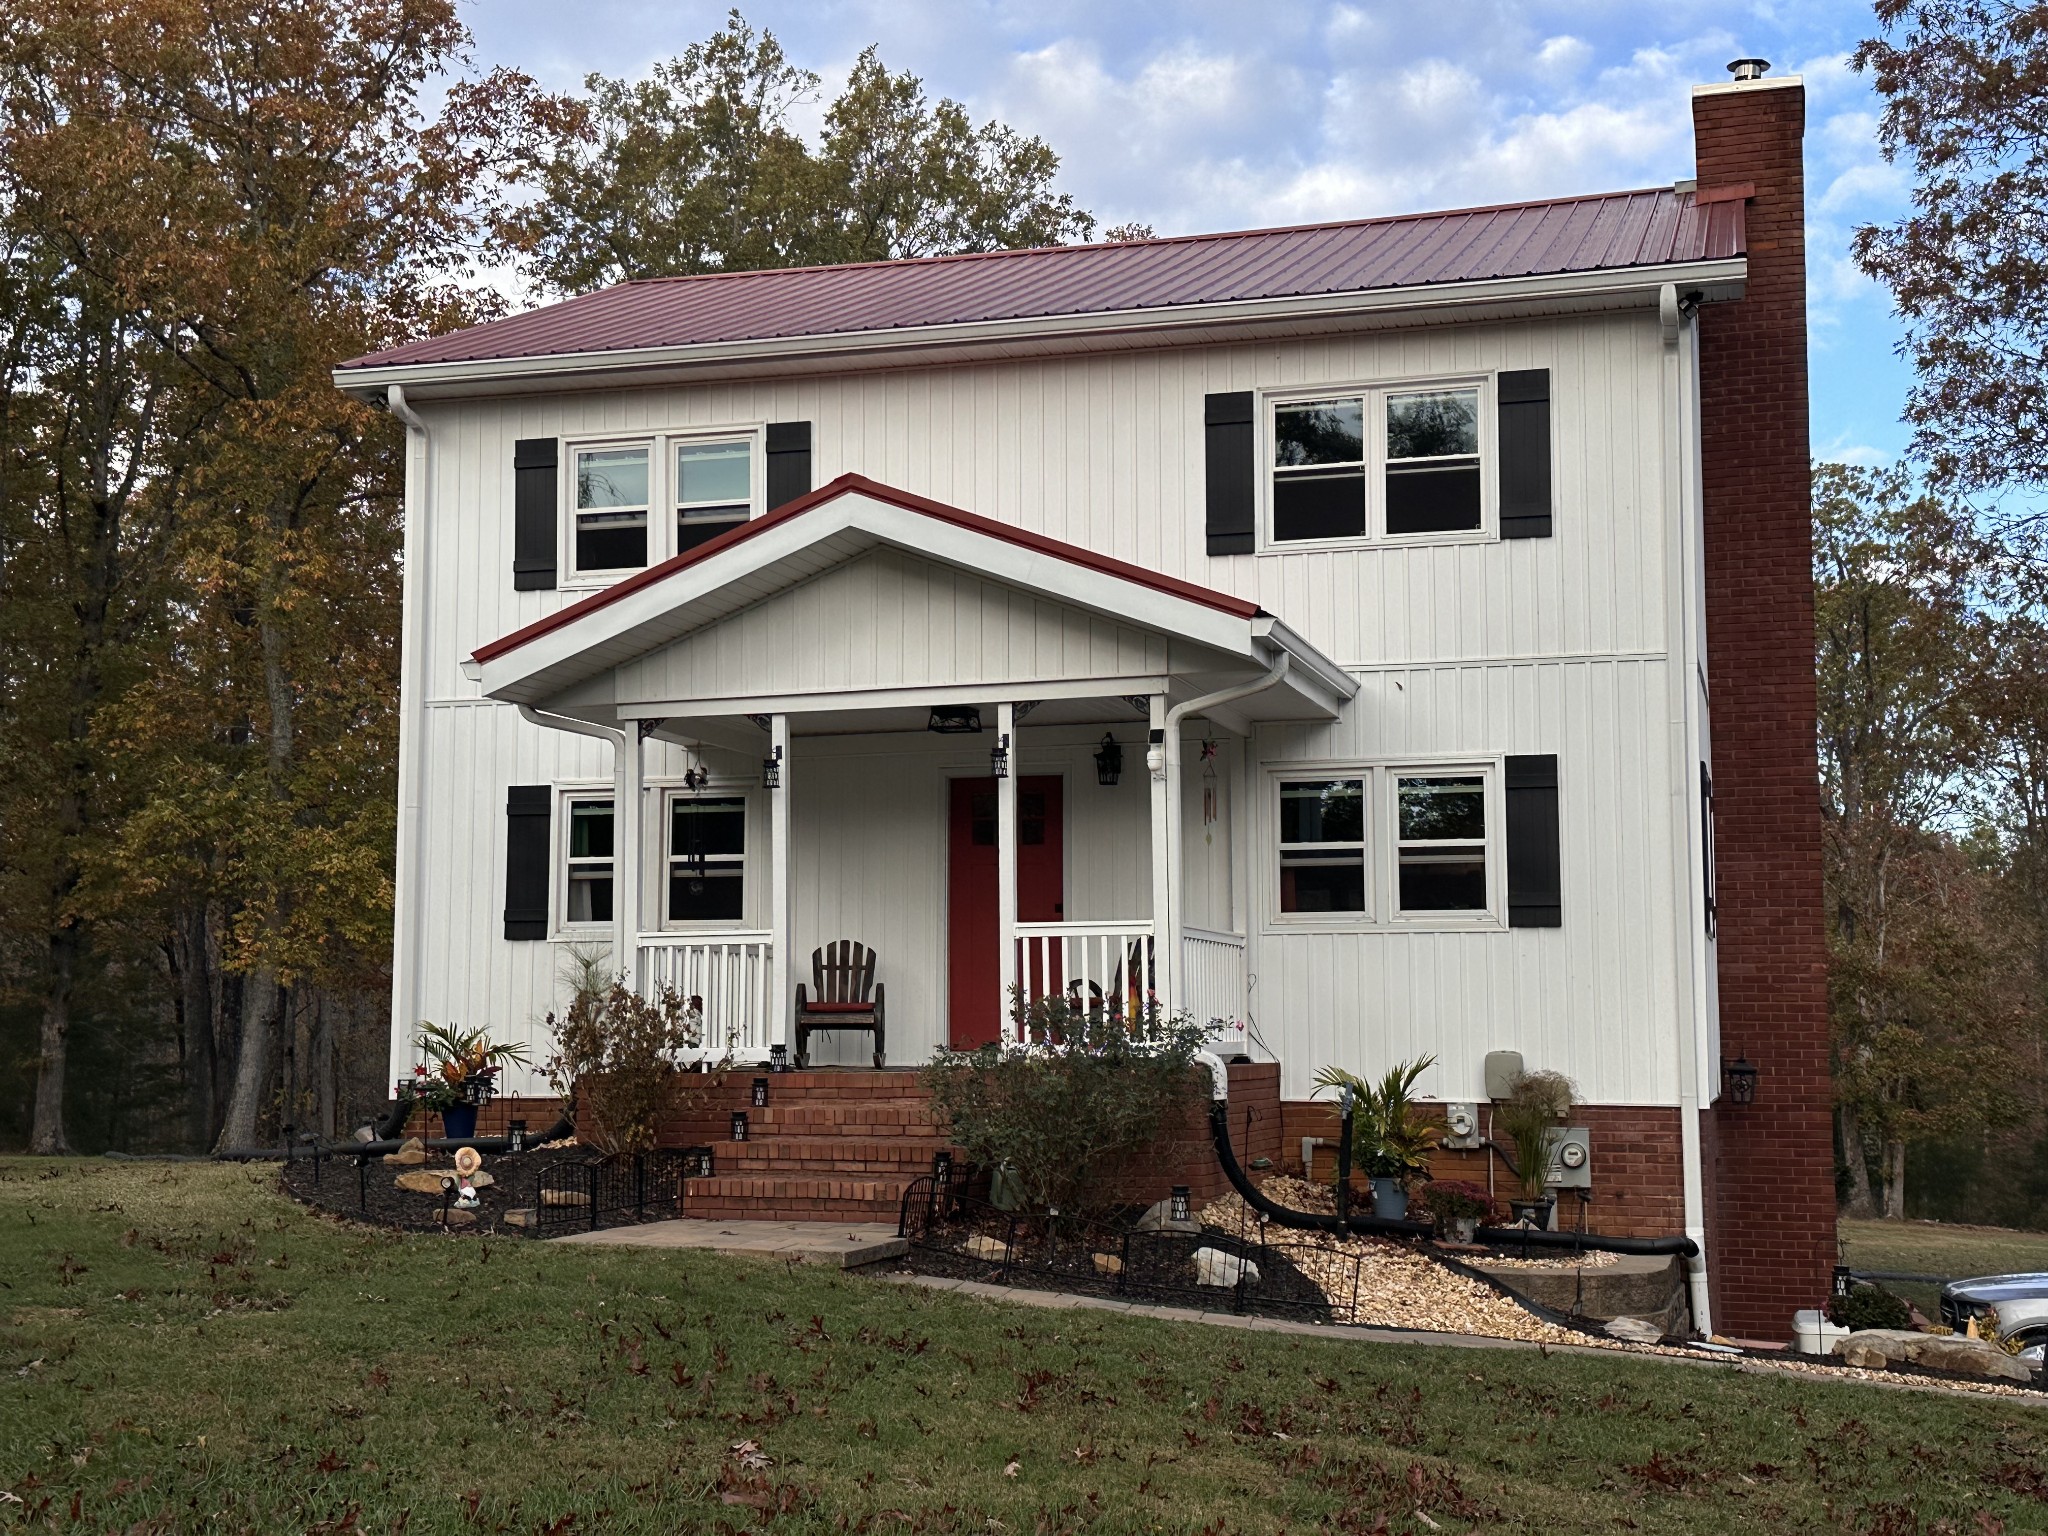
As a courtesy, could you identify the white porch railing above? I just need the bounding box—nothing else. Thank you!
[637,933,776,1058]
[1182,926,1248,1030]
[1013,921,1156,1026]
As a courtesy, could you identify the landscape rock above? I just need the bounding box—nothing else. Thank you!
[394,1169,456,1195]
[1832,1329,2035,1383]
[382,1137,426,1166]
[433,1208,476,1227]
[964,1234,1010,1262]
[1192,1247,1260,1288]
[1603,1316,1665,1344]
[540,1187,589,1207]
[1092,1252,1123,1277]
[502,1208,536,1229]
[1135,1198,1201,1235]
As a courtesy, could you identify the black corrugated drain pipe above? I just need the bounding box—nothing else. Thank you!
[1206,1099,1697,1259]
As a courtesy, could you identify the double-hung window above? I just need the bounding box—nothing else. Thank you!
[668,793,747,922]
[1268,380,1487,546]
[563,796,615,925]
[1278,778,1367,914]
[573,447,650,574]
[567,429,760,580]
[1394,773,1488,913]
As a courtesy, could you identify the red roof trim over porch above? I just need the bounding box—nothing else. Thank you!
[471,472,1265,665]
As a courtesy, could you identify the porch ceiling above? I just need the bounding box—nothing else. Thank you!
[476,475,1355,724]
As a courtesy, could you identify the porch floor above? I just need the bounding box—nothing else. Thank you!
[555,1217,907,1268]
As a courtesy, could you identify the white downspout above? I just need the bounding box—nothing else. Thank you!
[385,385,430,1091]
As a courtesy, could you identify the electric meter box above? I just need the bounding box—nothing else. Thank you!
[1441,1102,1483,1149]
[1547,1127,1593,1189]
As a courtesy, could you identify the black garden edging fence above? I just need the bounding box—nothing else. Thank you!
[534,1150,691,1234]
[896,1174,1353,1321]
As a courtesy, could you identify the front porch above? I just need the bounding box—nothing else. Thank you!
[475,475,1355,1067]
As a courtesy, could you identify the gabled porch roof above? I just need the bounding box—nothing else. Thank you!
[474,475,1355,728]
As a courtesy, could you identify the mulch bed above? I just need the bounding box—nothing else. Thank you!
[278,1143,676,1236]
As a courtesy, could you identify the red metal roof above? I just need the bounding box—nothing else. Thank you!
[473,472,1266,665]
[346,187,1743,372]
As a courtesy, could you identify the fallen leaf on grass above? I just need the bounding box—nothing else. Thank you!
[1003,1459,1020,1478]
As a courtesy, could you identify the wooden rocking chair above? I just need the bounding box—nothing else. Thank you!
[793,940,886,1069]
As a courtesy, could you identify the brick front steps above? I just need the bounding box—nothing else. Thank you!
[658,1069,950,1225]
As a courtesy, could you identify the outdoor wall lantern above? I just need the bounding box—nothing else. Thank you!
[762,744,782,790]
[990,732,1010,779]
[768,1043,789,1074]
[1094,733,1124,787]
[751,1077,769,1108]
[1722,1055,1759,1106]
[686,1146,715,1178]
[928,705,983,734]
[1170,1185,1192,1224]
[731,1111,750,1142]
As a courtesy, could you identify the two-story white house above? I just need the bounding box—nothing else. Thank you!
[335,64,1834,1339]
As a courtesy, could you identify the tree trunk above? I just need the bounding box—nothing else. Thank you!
[30,922,79,1154]
[216,964,282,1150]
[175,902,218,1150]
[1882,1138,1908,1220]
[1838,1102,1877,1218]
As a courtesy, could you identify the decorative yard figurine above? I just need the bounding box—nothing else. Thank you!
[453,1145,484,1209]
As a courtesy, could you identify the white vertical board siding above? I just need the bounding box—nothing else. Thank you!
[1248,658,1679,1108]
[397,303,1691,1099]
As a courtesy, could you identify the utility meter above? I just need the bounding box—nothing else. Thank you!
[1548,1127,1593,1189]
[1441,1102,1483,1149]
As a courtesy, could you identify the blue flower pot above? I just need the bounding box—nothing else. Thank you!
[440,1104,479,1141]
[1370,1177,1408,1220]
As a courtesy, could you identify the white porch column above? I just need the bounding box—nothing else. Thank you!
[1148,694,1177,1014]
[769,714,792,1054]
[995,701,1018,1039]
[615,722,645,992]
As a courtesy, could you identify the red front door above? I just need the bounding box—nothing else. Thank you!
[947,775,1063,1048]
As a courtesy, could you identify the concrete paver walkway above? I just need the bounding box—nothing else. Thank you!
[555,1217,907,1268]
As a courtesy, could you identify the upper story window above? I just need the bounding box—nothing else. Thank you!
[567,429,762,581]
[1394,773,1488,913]
[1268,380,1488,547]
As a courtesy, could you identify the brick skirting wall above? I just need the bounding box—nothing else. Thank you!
[1277,1101,1687,1239]
[1693,75,1838,1338]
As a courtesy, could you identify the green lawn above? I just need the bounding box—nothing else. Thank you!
[1840,1217,2048,1315]
[2,1163,2045,1536]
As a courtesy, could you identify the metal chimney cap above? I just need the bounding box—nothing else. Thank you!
[1727,58,1771,81]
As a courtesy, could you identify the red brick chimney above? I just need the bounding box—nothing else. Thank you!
[1691,66,1836,1340]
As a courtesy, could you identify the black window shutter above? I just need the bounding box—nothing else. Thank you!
[766,421,812,510]
[513,438,559,590]
[1497,369,1552,539]
[1204,391,1256,555]
[1504,754,1561,927]
[504,785,552,940]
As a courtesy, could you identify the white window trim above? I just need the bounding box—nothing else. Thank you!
[559,422,768,590]
[554,783,617,938]
[655,778,762,933]
[1256,371,1496,554]
[1260,757,1506,934]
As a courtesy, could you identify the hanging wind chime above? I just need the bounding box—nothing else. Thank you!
[1200,736,1220,841]
[682,764,709,896]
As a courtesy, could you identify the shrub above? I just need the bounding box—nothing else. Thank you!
[543,961,715,1157]
[410,1022,528,1113]
[921,991,1210,1221]
[1310,1057,1442,1187]
[1414,1179,1502,1227]
[1494,1069,1577,1200]
[1827,1283,1913,1332]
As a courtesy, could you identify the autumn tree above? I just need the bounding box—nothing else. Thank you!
[1855,1,2048,500]
[508,10,1094,293]
[0,0,573,1152]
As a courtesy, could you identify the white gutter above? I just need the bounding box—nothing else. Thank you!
[332,259,1747,400]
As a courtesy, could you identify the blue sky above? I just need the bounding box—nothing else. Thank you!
[464,0,1914,468]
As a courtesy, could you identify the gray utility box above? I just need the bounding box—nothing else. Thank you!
[1546,1127,1593,1189]
[1483,1051,1524,1101]
[1440,1102,1483,1149]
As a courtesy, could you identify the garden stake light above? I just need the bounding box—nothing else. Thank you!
[752,1077,769,1107]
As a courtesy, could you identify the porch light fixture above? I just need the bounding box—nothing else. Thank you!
[768,1042,789,1074]
[762,744,782,789]
[751,1077,769,1108]
[990,732,1010,779]
[1722,1054,1759,1106]
[1094,733,1124,787]
[731,1110,750,1142]
[928,705,982,734]
[682,765,709,793]
[1170,1185,1192,1224]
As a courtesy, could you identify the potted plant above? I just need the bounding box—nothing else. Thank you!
[414,1023,529,1141]
[1312,1057,1443,1221]
[1494,1069,1576,1227]
[1414,1179,1500,1243]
